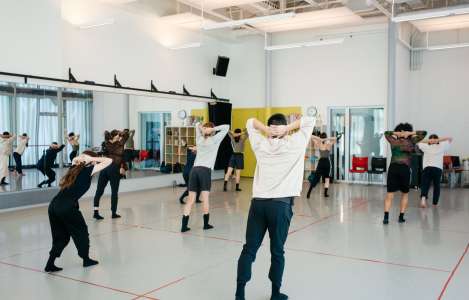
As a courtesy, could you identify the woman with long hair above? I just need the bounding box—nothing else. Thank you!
[45,151,112,273]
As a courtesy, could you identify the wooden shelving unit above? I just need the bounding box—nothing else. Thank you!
[164,126,196,170]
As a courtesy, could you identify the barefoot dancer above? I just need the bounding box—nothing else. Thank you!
[418,135,452,207]
[45,151,112,272]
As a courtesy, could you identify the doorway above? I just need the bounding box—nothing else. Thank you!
[328,106,385,184]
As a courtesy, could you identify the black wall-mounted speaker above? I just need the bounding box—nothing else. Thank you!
[213,56,230,77]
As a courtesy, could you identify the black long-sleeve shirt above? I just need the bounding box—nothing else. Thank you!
[37,145,65,168]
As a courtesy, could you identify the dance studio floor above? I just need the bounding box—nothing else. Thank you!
[0,168,164,193]
[0,180,468,300]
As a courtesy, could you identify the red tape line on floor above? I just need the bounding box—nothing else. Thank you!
[438,242,469,299]
[0,260,159,300]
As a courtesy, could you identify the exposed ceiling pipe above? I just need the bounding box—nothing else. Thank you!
[177,0,231,21]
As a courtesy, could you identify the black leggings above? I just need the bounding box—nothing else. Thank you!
[307,158,331,195]
[48,204,90,259]
[13,152,23,174]
[93,164,121,213]
[38,164,56,185]
[420,167,443,205]
[69,150,78,163]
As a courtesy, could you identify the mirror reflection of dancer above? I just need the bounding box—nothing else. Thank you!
[417,135,452,208]
[181,122,229,232]
[306,133,337,198]
[14,133,29,176]
[67,132,80,164]
[224,128,248,192]
[0,132,16,185]
[37,142,66,188]
[45,151,112,273]
[93,129,129,220]
[123,129,135,171]
[179,146,201,204]
[383,123,426,224]
[236,115,315,300]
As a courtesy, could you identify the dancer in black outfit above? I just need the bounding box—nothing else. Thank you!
[37,142,65,188]
[67,132,80,164]
[306,133,336,198]
[93,129,129,220]
[179,146,201,204]
[45,151,112,272]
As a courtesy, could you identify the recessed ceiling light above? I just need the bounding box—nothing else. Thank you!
[78,19,115,29]
[169,42,202,50]
[265,38,345,51]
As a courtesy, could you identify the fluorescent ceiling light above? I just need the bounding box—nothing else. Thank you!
[427,42,469,51]
[181,0,266,10]
[79,19,115,29]
[170,42,202,50]
[160,12,216,30]
[203,12,296,30]
[392,5,469,22]
[411,14,469,32]
[255,7,363,33]
[265,38,345,51]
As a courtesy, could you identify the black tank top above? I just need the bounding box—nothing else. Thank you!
[51,165,94,206]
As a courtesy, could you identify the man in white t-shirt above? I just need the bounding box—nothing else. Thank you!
[235,114,315,300]
[181,122,229,232]
[417,134,452,208]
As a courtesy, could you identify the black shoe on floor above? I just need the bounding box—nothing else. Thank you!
[83,258,99,267]
[196,199,202,203]
[203,214,214,230]
[112,213,121,219]
[271,293,289,300]
[181,215,191,232]
[93,211,104,220]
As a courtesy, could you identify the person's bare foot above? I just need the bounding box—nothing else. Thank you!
[420,199,427,208]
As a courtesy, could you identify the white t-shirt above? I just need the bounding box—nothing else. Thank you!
[0,137,15,156]
[193,124,230,170]
[248,117,315,199]
[418,141,451,169]
[15,138,28,155]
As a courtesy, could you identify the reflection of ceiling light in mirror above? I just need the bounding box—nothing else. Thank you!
[411,14,469,32]
[255,8,362,32]
[160,12,216,30]
[78,19,115,29]
[265,38,345,51]
[427,42,469,51]
[169,42,202,50]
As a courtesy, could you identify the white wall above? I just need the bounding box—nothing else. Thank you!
[395,42,412,125]
[270,24,388,119]
[405,48,469,156]
[92,92,129,146]
[0,0,63,77]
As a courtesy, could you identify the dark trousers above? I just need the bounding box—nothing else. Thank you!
[123,149,134,170]
[13,152,23,174]
[93,164,120,213]
[421,166,443,205]
[69,151,78,163]
[38,164,56,185]
[237,199,293,294]
[48,203,90,259]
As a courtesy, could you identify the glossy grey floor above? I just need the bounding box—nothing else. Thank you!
[0,180,468,300]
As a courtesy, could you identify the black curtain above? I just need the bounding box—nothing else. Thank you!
[208,102,232,170]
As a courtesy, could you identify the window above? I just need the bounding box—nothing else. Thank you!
[0,82,93,167]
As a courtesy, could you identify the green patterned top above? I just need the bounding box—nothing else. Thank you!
[385,131,427,166]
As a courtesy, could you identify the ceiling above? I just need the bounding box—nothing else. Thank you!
[99,0,469,34]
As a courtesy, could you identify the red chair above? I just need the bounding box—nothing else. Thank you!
[350,156,369,182]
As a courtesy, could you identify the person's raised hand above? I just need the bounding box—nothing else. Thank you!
[270,125,288,138]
